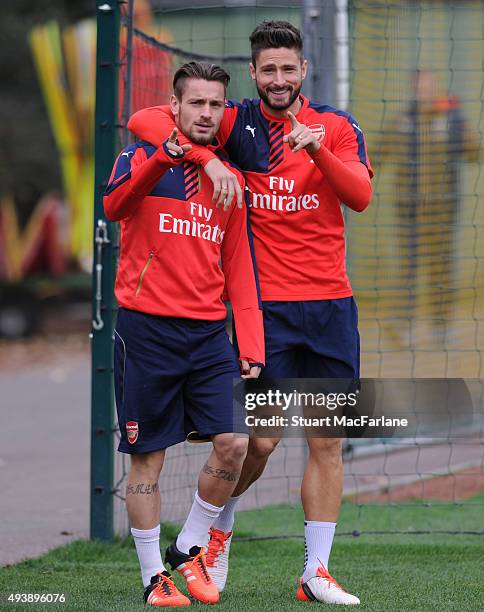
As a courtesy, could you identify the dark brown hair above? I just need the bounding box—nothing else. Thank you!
[173,61,230,99]
[250,21,303,65]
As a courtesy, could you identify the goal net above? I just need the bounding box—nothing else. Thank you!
[95,0,484,537]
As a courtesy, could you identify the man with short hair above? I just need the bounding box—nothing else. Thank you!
[104,61,264,607]
[129,21,372,605]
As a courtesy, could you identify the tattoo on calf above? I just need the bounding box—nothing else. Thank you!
[202,462,240,482]
[126,483,159,495]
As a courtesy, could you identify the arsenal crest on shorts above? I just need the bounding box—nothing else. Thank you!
[126,421,139,444]
[309,124,326,142]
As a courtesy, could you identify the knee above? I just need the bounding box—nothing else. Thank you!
[130,449,165,480]
[247,437,280,462]
[213,434,249,468]
[308,438,342,465]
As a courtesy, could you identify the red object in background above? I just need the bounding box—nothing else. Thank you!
[21,195,66,277]
[0,193,66,282]
[118,0,174,121]
[119,39,173,116]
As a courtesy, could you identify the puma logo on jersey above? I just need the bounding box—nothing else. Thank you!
[121,151,134,158]
[245,125,256,138]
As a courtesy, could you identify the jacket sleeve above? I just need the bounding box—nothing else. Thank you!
[221,182,265,366]
[103,141,184,221]
[309,146,373,213]
[309,114,373,213]
[332,113,374,175]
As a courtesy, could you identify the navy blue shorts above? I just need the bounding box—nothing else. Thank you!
[261,298,360,379]
[114,308,245,454]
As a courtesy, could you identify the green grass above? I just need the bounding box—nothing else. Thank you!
[235,495,484,538]
[1,500,484,611]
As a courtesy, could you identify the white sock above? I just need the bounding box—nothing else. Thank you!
[176,491,224,554]
[212,495,241,533]
[131,525,165,587]
[302,521,336,581]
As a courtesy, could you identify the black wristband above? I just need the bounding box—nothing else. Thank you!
[162,139,185,159]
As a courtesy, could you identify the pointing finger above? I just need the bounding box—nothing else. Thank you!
[286,110,300,129]
[168,128,178,143]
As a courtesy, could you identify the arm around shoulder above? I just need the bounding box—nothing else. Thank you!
[221,182,265,366]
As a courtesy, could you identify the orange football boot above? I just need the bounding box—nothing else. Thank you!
[143,571,191,607]
[165,542,219,604]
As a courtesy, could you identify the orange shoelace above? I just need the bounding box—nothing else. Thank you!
[154,574,176,598]
[316,565,344,591]
[190,548,211,583]
[206,531,228,566]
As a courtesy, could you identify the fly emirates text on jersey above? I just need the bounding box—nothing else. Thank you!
[249,176,320,212]
[158,202,225,244]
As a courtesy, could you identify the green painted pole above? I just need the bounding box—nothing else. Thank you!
[90,0,120,541]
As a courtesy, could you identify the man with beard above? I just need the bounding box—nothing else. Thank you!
[129,21,372,605]
[104,61,264,607]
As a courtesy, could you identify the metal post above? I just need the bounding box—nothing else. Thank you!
[335,0,350,110]
[303,0,337,106]
[90,0,120,541]
[121,0,135,146]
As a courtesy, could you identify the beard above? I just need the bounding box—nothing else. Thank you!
[256,82,302,111]
[178,109,217,145]
[185,127,216,145]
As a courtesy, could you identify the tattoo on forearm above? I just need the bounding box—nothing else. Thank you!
[202,463,240,482]
[126,483,159,495]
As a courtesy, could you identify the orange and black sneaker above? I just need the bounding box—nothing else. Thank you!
[165,542,219,604]
[143,571,191,607]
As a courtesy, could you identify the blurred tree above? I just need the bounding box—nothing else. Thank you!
[0,0,93,226]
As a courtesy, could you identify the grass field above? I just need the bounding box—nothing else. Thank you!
[1,499,483,611]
